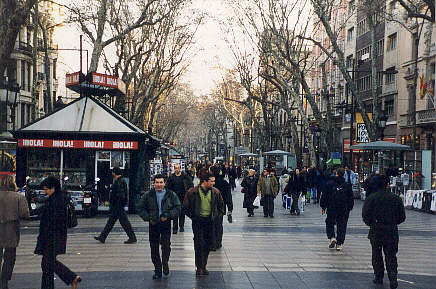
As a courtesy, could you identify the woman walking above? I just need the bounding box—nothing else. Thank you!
[0,175,29,289]
[34,177,81,289]
[241,169,258,217]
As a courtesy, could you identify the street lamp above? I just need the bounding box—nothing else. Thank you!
[3,80,21,131]
[378,110,388,141]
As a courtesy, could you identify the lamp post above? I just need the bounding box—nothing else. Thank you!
[4,81,21,131]
[377,110,388,173]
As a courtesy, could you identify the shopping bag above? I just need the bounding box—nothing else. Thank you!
[253,196,261,207]
[299,194,305,212]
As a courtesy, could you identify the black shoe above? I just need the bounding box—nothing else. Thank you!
[152,274,162,280]
[270,215,274,218]
[373,278,383,284]
[124,238,137,244]
[203,269,209,275]
[172,229,178,234]
[94,236,105,244]
[210,247,216,251]
[264,215,268,218]
[390,280,398,289]
[163,263,169,276]
[196,269,203,276]
[179,227,184,232]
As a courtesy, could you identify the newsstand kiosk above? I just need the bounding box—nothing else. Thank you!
[13,72,159,213]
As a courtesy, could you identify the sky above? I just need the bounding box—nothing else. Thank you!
[54,0,237,98]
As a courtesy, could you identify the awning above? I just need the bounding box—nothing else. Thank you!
[263,150,293,156]
[349,141,411,151]
[239,153,258,157]
[326,158,341,165]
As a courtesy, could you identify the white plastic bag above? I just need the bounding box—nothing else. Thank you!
[299,194,305,212]
[253,195,261,207]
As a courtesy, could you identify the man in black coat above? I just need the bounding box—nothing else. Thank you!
[137,174,181,280]
[166,163,194,234]
[320,168,354,251]
[241,169,258,217]
[362,175,406,289]
[211,165,233,250]
[285,169,305,216]
[94,167,136,244]
[35,177,81,289]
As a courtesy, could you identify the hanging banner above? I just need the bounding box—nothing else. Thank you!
[355,112,372,143]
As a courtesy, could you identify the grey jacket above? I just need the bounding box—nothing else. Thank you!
[0,190,29,247]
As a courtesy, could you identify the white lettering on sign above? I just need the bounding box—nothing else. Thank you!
[113,142,133,149]
[23,139,44,147]
[52,140,74,148]
[356,123,369,143]
[65,73,79,85]
[93,74,106,85]
[106,77,118,86]
[84,141,104,148]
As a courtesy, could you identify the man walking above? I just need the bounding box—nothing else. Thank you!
[211,165,233,250]
[183,171,224,276]
[362,175,406,289]
[94,167,136,244]
[166,164,193,234]
[257,168,279,218]
[320,168,354,251]
[137,174,181,280]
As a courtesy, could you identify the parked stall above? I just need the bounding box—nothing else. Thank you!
[13,95,159,213]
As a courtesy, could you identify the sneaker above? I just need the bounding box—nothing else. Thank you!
[124,238,137,244]
[336,244,343,251]
[94,236,105,244]
[328,238,336,249]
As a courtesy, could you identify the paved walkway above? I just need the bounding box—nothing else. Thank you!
[9,179,436,288]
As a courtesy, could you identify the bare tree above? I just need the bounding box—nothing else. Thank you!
[0,0,38,76]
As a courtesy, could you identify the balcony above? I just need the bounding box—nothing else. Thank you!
[16,41,33,56]
[416,108,436,125]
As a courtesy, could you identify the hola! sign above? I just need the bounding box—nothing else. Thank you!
[18,139,138,150]
[355,112,372,144]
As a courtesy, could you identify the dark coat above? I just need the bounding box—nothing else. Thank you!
[320,176,354,215]
[362,189,406,242]
[214,177,233,213]
[136,188,181,224]
[166,172,194,198]
[109,177,128,214]
[34,191,67,256]
[183,186,224,222]
[286,174,305,197]
[241,175,258,208]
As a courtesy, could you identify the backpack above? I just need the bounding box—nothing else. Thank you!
[66,199,78,228]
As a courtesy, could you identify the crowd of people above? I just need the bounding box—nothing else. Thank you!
[0,161,406,289]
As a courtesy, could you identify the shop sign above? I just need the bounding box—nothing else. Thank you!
[65,72,81,86]
[356,123,369,143]
[18,139,138,150]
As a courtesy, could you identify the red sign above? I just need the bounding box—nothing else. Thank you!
[92,72,120,88]
[65,72,80,86]
[18,139,138,150]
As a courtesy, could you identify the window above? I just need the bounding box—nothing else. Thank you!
[346,55,353,68]
[385,100,395,117]
[375,39,384,56]
[357,19,369,37]
[387,33,397,51]
[21,60,25,89]
[21,103,25,128]
[347,27,354,42]
[385,67,396,84]
[358,75,372,91]
[27,62,31,91]
[53,59,57,79]
[348,0,355,14]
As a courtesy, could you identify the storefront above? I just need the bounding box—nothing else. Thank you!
[13,95,159,212]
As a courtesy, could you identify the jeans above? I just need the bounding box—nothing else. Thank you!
[99,208,136,241]
[0,247,16,282]
[310,187,317,202]
[212,216,224,248]
[325,211,349,245]
[290,194,300,214]
[41,251,76,289]
[192,217,213,270]
[371,238,398,282]
[149,220,172,275]
[262,195,275,216]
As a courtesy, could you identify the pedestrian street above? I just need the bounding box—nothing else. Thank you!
[9,180,436,289]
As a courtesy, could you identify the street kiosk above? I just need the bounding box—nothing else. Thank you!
[13,94,159,213]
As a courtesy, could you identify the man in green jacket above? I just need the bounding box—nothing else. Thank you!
[137,174,181,280]
[183,170,224,276]
[257,168,279,218]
